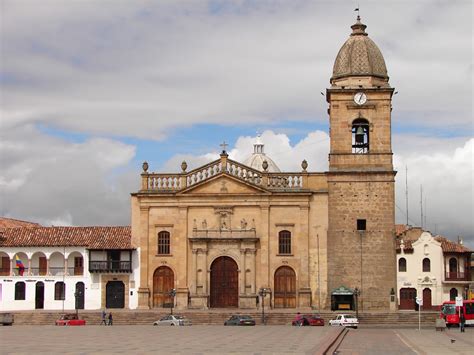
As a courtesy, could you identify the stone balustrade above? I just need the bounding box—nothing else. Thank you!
[190,228,257,240]
[141,155,307,192]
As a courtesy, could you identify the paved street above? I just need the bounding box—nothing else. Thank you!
[0,325,472,354]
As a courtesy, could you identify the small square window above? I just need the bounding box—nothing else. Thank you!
[357,219,366,231]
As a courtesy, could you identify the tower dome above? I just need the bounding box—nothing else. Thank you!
[243,135,280,172]
[331,16,388,84]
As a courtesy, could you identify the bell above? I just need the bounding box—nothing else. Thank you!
[355,126,365,144]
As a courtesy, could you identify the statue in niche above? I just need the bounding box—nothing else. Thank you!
[202,219,207,230]
[251,218,256,230]
[220,213,229,230]
[193,219,197,230]
[241,218,247,230]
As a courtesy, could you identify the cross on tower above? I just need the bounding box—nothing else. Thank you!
[220,141,228,153]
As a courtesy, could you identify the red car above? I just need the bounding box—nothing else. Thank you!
[55,313,86,326]
[292,314,324,326]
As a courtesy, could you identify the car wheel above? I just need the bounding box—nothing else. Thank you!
[170,323,175,326]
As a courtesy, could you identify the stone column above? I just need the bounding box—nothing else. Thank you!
[248,249,257,294]
[192,249,198,294]
[260,205,270,287]
[137,206,151,309]
[240,248,246,294]
[64,257,68,276]
[10,258,14,276]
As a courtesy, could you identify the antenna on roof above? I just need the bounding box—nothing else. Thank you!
[405,165,409,226]
[420,185,423,229]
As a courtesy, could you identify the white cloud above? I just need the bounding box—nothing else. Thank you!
[1,1,471,140]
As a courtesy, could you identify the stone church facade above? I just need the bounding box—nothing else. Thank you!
[131,16,397,311]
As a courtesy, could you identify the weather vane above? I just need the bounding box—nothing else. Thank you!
[354,5,360,19]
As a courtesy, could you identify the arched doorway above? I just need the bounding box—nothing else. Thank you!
[210,256,238,308]
[399,288,416,310]
[449,288,458,301]
[35,282,44,309]
[75,282,85,309]
[153,266,174,308]
[274,266,296,308]
[422,288,432,310]
[106,281,125,308]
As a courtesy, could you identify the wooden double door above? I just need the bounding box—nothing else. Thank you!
[153,266,174,308]
[274,266,296,308]
[399,288,416,310]
[210,256,238,308]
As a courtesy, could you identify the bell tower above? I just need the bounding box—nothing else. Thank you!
[326,16,396,311]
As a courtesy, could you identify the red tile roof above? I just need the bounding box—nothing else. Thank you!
[0,226,134,249]
[395,224,409,237]
[0,217,41,229]
[434,236,472,253]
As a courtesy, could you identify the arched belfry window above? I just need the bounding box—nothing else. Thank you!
[352,118,370,153]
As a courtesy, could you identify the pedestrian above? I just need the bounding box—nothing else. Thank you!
[108,312,113,326]
[101,309,107,325]
[459,310,465,333]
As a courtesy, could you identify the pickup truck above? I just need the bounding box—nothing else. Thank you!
[329,314,359,329]
[0,313,14,326]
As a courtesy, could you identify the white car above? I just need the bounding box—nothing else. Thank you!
[153,315,192,326]
[329,314,359,329]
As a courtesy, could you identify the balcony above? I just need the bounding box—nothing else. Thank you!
[445,272,469,281]
[89,260,131,273]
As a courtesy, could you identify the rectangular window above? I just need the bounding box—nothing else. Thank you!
[158,231,171,255]
[357,219,366,231]
[15,282,26,300]
[278,231,292,254]
[55,282,65,300]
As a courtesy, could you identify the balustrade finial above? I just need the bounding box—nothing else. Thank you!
[301,159,308,172]
[262,160,268,171]
[142,161,149,173]
[181,161,188,172]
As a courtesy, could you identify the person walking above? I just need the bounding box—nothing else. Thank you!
[108,312,113,326]
[459,310,465,333]
[101,310,107,325]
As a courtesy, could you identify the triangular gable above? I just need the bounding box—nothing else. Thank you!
[178,173,270,195]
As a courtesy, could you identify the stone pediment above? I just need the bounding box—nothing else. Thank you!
[178,174,269,195]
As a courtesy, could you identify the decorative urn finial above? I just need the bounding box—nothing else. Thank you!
[181,161,188,172]
[301,159,308,172]
[142,161,149,173]
[262,160,268,171]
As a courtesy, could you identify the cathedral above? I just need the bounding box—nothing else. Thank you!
[131,16,397,311]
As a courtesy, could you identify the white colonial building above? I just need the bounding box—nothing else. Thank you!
[396,226,472,310]
[0,223,140,311]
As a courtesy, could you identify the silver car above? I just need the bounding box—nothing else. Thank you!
[153,315,192,326]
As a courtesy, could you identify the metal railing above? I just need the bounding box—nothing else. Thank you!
[29,267,48,276]
[445,271,468,281]
[89,260,132,273]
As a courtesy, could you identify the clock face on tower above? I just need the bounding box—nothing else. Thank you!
[354,92,367,105]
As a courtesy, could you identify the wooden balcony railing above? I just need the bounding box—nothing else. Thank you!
[89,260,132,273]
[445,272,468,281]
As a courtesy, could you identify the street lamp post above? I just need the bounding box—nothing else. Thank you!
[259,288,270,325]
[169,288,176,315]
[354,287,360,319]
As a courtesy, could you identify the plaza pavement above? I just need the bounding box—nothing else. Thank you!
[0,325,472,354]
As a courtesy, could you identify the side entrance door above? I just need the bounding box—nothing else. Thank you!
[106,281,125,308]
[35,281,44,309]
[210,256,238,308]
[153,266,174,308]
[399,288,416,310]
[274,266,296,308]
[422,288,432,310]
[75,282,85,309]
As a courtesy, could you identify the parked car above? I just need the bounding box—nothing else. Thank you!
[55,313,86,326]
[0,313,14,326]
[153,315,192,326]
[224,315,256,326]
[291,314,324,326]
[329,314,358,329]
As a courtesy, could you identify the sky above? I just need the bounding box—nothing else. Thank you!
[1,0,473,248]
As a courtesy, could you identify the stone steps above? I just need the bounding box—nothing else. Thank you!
[11,310,438,326]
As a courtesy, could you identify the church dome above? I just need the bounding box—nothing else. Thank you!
[331,16,388,82]
[243,135,281,172]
